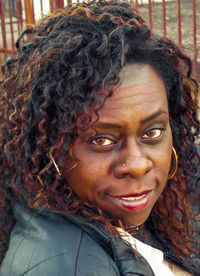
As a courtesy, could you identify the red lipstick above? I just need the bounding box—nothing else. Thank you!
[109,190,152,212]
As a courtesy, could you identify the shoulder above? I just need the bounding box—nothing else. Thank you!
[0,205,119,276]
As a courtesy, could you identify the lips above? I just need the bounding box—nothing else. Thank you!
[109,190,152,212]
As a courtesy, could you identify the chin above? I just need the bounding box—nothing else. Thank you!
[123,209,153,227]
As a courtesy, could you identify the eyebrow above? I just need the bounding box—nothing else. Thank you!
[93,109,168,130]
[141,109,168,123]
[93,122,122,130]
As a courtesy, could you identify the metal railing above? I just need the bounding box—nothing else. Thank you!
[0,0,199,80]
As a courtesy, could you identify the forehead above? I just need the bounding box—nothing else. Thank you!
[97,64,168,124]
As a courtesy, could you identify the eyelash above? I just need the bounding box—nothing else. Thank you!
[141,128,163,140]
[89,136,116,147]
[89,125,166,148]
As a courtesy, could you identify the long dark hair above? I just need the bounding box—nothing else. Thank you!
[0,0,199,264]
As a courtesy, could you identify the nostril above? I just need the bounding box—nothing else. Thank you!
[113,156,153,179]
[113,163,128,179]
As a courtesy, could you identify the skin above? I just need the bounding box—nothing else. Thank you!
[64,64,173,226]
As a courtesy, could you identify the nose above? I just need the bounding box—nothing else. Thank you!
[113,149,153,179]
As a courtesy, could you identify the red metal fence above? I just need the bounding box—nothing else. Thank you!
[0,0,199,80]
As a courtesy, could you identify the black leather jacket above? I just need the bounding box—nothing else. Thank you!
[1,203,199,275]
[1,203,154,276]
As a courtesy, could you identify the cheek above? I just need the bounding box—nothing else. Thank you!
[64,166,89,197]
[157,148,172,191]
[158,132,172,171]
[64,157,111,201]
[149,138,172,188]
[160,150,172,174]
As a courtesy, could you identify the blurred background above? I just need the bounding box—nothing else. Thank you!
[0,0,199,81]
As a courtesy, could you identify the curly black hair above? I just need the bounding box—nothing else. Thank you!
[0,0,199,264]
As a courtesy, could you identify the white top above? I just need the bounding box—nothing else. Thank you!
[117,228,191,276]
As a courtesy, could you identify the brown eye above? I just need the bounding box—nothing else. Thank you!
[142,129,162,139]
[92,137,114,146]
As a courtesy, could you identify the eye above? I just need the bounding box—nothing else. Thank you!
[142,129,162,139]
[91,137,114,146]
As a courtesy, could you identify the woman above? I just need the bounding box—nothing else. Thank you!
[0,1,199,275]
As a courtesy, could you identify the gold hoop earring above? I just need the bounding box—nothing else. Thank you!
[52,157,61,176]
[51,147,77,176]
[168,147,178,180]
[67,147,78,171]
[67,162,78,171]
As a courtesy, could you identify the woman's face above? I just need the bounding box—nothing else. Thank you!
[64,64,172,226]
